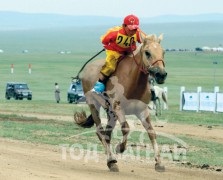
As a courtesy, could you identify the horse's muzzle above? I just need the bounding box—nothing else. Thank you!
[154,71,167,84]
[149,67,167,84]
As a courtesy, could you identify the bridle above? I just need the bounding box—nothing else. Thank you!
[148,59,165,69]
[131,44,165,74]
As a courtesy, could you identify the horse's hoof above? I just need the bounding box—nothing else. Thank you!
[115,142,126,154]
[155,163,165,172]
[107,160,119,172]
[109,163,119,172]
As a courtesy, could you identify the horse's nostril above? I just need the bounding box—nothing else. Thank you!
[155,72,167,79]
[155,72,162,78]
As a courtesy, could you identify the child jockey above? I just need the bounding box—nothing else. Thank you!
[92,14,146,92]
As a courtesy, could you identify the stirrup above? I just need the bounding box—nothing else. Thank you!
[91,81,105,93]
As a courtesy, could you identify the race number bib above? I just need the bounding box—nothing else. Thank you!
[116,33,137,48]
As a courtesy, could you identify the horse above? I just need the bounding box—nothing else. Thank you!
[148,86,168,115]
[74,34,167,172]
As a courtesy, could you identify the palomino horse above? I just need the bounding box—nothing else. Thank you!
[74,34,167,172]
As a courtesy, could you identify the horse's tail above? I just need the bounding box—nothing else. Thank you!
[74,111,94,128]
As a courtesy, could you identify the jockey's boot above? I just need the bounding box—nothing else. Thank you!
[91,73,108,93]
[91,81,105,93]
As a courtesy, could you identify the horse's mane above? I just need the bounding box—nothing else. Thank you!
[146,34,163,43]
[128,34,163,57]
[128,44,142,57]
[147,34,157,42]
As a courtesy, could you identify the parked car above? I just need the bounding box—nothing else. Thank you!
[67,81,85,104]
[5,82,32,100]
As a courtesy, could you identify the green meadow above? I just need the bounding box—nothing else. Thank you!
[0,47,222,106]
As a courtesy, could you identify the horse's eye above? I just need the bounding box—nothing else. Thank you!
[145,51,151,59]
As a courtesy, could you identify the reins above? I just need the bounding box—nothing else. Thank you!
[131,49,148,74]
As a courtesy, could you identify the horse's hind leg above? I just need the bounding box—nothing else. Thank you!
[137,109,165,172]
[105,119,119,172]
[113,100,130,154]
[89,104,119,172]
[103,99,120,171]
[116,121,129,153]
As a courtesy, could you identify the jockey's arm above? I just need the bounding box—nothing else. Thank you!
[101,31,116,45]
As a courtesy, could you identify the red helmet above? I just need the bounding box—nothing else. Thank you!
[123,14,139,30]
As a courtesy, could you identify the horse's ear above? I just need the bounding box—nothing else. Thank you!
[158,34,164,43]
[146,34,155,41]
[143,34,154,45]
[143,36,149,45]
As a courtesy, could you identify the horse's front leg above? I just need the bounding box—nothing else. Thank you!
[113,100,130,154]
[137,108,165,172]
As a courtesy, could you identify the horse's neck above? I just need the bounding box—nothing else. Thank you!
[127,45,146,80]
[117,45,147,80]
[114,47,149,98]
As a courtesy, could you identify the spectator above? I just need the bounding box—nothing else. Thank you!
[55,83,60,103]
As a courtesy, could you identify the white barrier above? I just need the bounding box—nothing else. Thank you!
[180,86,222,113]
[216,93,223,112]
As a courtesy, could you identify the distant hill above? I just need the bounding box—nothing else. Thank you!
[0,11,121,30]
[144,13,223,23]
[1,11,223,30]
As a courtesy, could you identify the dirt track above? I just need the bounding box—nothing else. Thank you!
[1,137,223,180]
[1,113,223,180]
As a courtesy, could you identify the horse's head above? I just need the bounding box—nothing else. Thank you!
[141,34,167,84]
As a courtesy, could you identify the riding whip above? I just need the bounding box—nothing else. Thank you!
[72,48,105,81]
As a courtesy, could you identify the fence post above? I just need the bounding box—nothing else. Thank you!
[28,64,32,74]
[197,86,202,112]
[180,86,185,111]
[11,64,14,74]
[214,86,219,113]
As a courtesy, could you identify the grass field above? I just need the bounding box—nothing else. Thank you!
[0,50,222,105]
[0,25,223,169]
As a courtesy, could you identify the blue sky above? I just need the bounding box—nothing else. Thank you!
[1,0,223,17]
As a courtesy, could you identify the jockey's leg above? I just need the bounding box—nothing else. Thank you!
[91,50,122,93]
